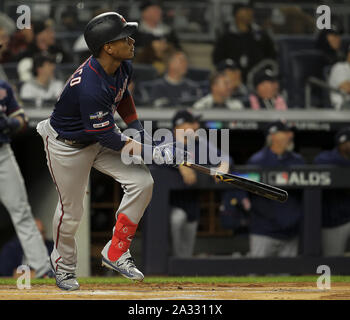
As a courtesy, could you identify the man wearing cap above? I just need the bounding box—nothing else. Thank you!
[19,53,64,107]
[133,0,180,48]
[169,109,231,257]
[246,120,305,257]
[212,1,276,82]
[249,68,288,110]
[36,12,185,291]
[314,127,350,256]
[216,59,248,103]
[193,71,245,110]
[328,45,350,110]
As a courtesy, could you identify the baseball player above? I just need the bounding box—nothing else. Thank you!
[0,76,52,278]
[36,12,181,291]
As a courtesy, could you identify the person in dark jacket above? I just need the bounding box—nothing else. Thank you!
[133,0,180,48]
[212,2,276,82]
[314,127,350,256]
[169,109,231,257]
[315,23,345,66]
[247,120,305,257]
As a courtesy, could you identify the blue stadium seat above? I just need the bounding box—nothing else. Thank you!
[275,35,316,93]
[289,49,329,108]
[132,63,159,83]
[186,67,211,82]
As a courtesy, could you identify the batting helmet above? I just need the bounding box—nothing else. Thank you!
[84,12,138,57]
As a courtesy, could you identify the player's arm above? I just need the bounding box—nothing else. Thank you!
[0,83,27,133]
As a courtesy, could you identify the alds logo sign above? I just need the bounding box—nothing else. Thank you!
[268,171,331,186]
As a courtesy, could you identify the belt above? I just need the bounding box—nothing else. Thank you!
[57,137,93,148]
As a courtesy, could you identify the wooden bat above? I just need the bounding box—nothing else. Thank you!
[181,162,288,203]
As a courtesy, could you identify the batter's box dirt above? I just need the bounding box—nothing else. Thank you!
[0,282,350,300]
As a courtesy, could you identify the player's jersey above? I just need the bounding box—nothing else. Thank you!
[50,56,132,144]
[0,80,25,143]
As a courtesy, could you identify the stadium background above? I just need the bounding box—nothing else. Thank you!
[0,0,349,281]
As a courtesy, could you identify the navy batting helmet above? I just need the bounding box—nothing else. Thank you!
[84,12,138,57]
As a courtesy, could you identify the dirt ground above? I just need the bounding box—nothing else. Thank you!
[0,282,350,300]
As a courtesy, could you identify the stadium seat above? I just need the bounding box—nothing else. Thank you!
[275,35,316,94]
[132,63,159,83]
[186,67,211,82]
[289,49,329,108]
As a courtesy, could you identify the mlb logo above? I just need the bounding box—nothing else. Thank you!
[96,111,104,120]
[276,172,289,185]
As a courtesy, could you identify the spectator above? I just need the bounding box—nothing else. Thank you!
[146,50,202,107]
[263,6,316,35]
[212,2,276,82]
[0,219,54,277]
[169,109,230,257]
[216,58,249,105]
[249,68,288,110]
[247,120,305,258]
[134,34,175,76]
[314,127,350,257]
[328,45,350,110]
[0,28,10,81]
[134,0,180,48]
[19,53,64,107]
[17,20,72,81]
[55,9,80,32]
[315,23,345,66]
[193,71,245,110]
[0,13,16,63]
[0,25,34,63]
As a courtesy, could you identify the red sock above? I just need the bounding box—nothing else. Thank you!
[108,213,138,262]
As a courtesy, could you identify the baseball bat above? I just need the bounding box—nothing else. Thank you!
[181,162,288,203]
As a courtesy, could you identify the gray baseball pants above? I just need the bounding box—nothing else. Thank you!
[0,143,50,277]
[322,221,350,256]
[249,234,299,258]
[37,119,153,274]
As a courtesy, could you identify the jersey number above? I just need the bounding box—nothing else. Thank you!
[70,68,83,87]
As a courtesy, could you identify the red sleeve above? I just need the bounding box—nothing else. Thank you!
[116,94,138,125]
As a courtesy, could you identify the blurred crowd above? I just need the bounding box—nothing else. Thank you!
[0,0,350,109]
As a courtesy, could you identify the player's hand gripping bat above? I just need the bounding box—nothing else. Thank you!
[181,162,288,203]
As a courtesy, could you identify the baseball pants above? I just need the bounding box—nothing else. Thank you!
[37,119,153,274]
[249,234,299,258]
[322,221,350,256]
[0,143,50,277]
[170,207,198,257]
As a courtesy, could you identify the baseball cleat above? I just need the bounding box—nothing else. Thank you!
[101,241,144,281]
[55,272,80,291]
[49,258,80,291]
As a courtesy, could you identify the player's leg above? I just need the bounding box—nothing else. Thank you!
[37,120,100,289]
[278,237,299,257]
[248,234,279,257]
[44,138,98,274]
[322,222,350,256]
[93,147,153,280]
[0,144,51,278]
[170,207,187,257]
[182,218,198,257]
